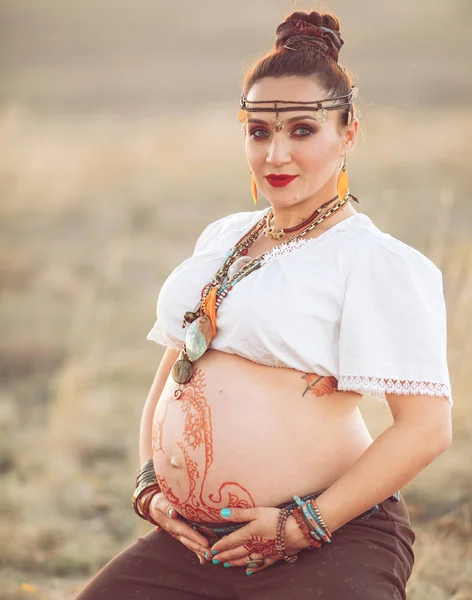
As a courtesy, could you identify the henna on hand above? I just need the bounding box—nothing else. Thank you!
[244,535,278,558]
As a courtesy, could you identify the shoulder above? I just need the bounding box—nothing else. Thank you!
[342,219,443,286]
[194,208,267,254]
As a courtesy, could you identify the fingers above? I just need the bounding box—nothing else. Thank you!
[211,544,255,564]
[245,555,280,575]
[212,550,281,574]
[209,528,249,556]
[218,506,259,523]
[149,494,210,551]
[178,535,208,555]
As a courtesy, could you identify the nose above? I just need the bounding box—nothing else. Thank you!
[265,133,292,166]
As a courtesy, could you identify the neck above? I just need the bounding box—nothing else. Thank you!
[270,191,357,231]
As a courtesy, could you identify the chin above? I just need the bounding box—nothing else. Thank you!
[265,194,307,208]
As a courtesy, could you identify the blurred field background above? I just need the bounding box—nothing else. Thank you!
[1,1,471,598]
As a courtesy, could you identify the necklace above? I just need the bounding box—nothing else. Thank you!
[171,195,350,395]
[264,194,339,240]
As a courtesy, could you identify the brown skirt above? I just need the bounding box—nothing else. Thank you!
[76,493,415,600]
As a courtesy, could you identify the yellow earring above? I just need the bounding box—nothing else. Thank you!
[251,174,258,205]
[337,155,349,202]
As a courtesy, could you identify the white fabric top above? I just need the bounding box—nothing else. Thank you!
[147,208,452,405]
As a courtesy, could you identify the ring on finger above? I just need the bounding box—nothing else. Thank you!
[167,506,175,518]
[246,554,265,568]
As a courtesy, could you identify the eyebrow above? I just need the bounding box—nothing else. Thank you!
[247,115,318,125]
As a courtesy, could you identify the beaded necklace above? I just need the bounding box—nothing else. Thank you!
[171,195,350,396]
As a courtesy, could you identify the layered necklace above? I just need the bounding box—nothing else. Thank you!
[171,194,349,397]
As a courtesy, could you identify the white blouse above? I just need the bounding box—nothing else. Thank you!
[147,208,452,405]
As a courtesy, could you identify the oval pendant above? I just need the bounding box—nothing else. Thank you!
[172,359,194,384]
[227,255,252,279]
[185,316,213,361]
[184,310,199,324]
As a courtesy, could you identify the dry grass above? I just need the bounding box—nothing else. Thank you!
[1,0,471,597]
[0,105,471,599]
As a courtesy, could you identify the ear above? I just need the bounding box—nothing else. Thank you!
[343,117,359,154]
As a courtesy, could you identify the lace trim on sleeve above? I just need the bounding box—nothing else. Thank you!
[146,320,183,351]
[338,375,452,404]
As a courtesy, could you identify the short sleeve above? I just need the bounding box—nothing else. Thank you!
[191,215,229,255]
[146,212,255,349]
[145,218,225,349]
[337,236,452,405]
[191,210,265,255]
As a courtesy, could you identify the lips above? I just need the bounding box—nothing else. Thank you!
[266,174,298,187]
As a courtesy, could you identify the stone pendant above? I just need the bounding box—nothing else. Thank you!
[172,358,193,384]
[185,315,213,361]
[227,255,253,280]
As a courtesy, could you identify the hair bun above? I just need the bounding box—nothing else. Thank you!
[275,13,344,63]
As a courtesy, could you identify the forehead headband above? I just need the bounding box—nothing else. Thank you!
[240,85,358,128]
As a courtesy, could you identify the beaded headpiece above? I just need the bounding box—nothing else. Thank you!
[239,19,357,130]
[240,86,358,129]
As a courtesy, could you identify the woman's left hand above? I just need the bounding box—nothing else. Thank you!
[209,506,310,575]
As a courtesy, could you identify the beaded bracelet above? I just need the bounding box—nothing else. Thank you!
[298,499,324,540]
[306,501,331,543]
[293,495,331,545]
[293,507,322,549]
[275,508,299,564]
[308,499,332,538]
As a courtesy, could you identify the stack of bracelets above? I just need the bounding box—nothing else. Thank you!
[131,458,162,527]
[292,495,332,552]
[274,495,332,563]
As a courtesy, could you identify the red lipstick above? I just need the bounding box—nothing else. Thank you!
[266,174,298,187]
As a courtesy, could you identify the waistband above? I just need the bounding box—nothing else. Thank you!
[183,490,401,543]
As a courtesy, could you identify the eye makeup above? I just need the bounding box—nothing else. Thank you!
[248,122,318,139]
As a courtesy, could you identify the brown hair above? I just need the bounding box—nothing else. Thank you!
[241,10,356,127]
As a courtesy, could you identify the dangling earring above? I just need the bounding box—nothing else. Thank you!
[251,174,258,205]
[337,155,349,202]
[336,155,360,203]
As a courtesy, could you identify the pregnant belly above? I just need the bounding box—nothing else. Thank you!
[151,349,373,522]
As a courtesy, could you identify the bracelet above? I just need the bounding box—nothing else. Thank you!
[308,499,332,538]
[138,485,162,526]
[132,458,162,525]
[293,495,331,545]
[306,501,331,544]
[299,500,324,541]
[275,508,299,564]
[136,458,156,486]
[132,481,161,521]
[293,507,322,549]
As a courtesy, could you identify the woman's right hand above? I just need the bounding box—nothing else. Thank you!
[147,492,211,565]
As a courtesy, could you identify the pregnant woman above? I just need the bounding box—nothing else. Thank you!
[77,10,452,600]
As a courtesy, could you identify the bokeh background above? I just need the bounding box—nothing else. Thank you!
[1,1,471,598]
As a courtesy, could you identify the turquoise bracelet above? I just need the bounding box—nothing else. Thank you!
[294,496,324,542]
[304,503,328,542]
[302,504,322,540]
[306,501,331,543]
[293,495,331,544]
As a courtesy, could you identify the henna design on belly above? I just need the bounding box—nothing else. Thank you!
[301,373,338,397]
[244,536,278,557]
[152,367,255,521]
